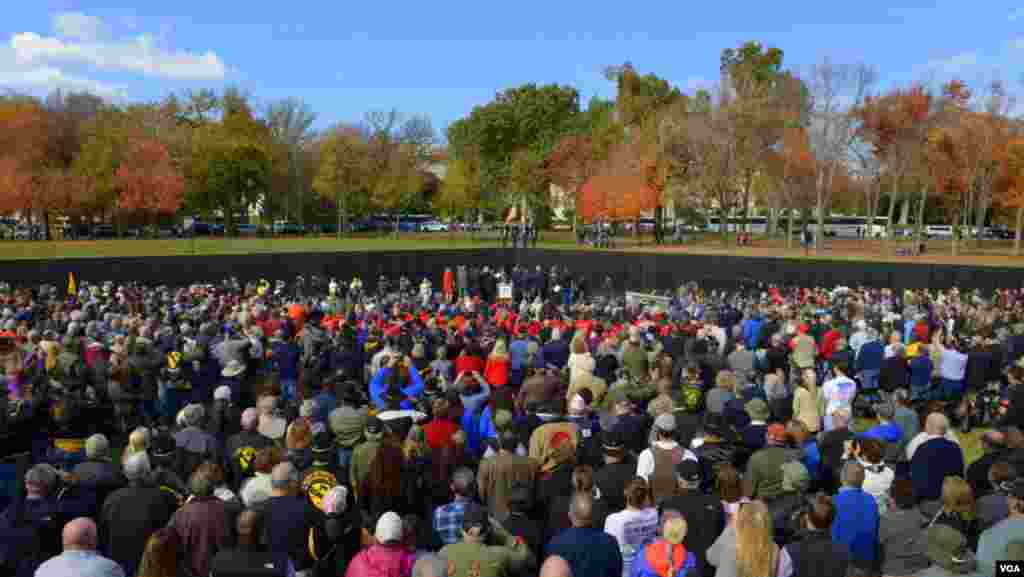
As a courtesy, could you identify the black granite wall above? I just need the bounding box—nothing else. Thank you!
[2,248,1022,291]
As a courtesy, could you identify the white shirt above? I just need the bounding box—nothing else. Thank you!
[859,459,895,513]
[821,375,857,415]
[604,507,659,577]
[635,440,697,481]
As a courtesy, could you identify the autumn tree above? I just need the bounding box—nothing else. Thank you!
[435,147,482,233]
[853,85,932,251]
[996,138,1024,254]
[115,138,185,221]
[313,124,371,237]
[0,96,49,219]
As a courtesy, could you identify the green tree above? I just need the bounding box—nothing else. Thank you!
[266,98,316,225]
[313,125,371,237]
[447,83,580,203]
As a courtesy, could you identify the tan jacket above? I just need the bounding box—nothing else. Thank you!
[793,386,820,433]
[477,453,538,518]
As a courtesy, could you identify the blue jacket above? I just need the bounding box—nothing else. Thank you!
[856,340,884,372]
[542,340,570,369]
[271,340,301,381]
[743,317,764,350]
[509,339,531,371]
[369,366,424,410]
[832,487,879,566]
[909,356,933,389]
[861,422,903,444]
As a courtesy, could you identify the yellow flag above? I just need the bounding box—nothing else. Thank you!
[67,272,77,296]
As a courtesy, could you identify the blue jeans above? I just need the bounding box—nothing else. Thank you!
[940,378,964,401]
[860,369,880,391]
[281,378,298,403]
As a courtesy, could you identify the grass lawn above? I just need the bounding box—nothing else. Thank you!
[5,232,1024,267]
[0,235,521,260]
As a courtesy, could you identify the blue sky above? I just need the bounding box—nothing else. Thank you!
[2,1,1022,135]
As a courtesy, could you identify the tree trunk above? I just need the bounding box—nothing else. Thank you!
[1015,206,1023,256]
[720,208,729,246]
[914,188,927,250]
[974,196,989,250]
[883,190,897,256]
[786,210,794,250]
[899,198,910,225]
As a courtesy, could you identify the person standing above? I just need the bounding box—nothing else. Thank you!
[34,517,126,577]
[546,493,623,577]
[831,461,880,571]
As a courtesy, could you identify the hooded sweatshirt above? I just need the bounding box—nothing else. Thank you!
[344,544,415,577]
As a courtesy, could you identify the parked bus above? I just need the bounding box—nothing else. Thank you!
[705,215,889,237]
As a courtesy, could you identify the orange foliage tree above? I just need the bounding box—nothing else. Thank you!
[115,138,185,218]
[996,138,1024,255]
[0,97,50,218]
[854,85,931,249]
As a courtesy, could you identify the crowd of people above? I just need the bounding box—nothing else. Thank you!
[1,267,1023,577]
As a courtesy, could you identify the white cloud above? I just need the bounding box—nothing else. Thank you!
[0,46,126,99]
[52,12,108,41]
[11,31,226,81]
[1010,8,1024,21]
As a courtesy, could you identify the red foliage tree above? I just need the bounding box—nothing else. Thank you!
[115,138,185,215]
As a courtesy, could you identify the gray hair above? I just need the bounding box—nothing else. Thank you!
[24,464,58,494]
[123,453,152,481]
[85,434,110,459]
[270,462,299,490]
[841,461,866,489]
[181,404,206,428]
[451,467,475,497]
[413,554,449,577]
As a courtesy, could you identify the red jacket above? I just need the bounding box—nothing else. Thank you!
[484,355,510,388]
[424,418,460,451]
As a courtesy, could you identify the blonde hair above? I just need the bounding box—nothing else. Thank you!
[122,429,149,464]
[941,476,975,517]
[735,501,777,577]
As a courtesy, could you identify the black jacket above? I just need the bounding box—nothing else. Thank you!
[659,491,725,577]
[100,483,178,573]
[785,529,852,577]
